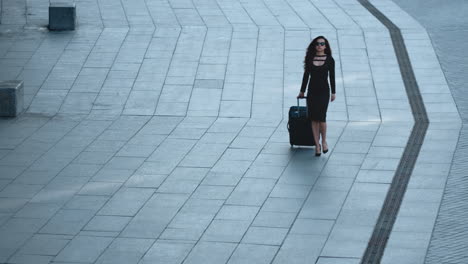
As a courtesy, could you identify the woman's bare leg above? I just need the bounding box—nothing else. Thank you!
[312,121,321,153]
[320,122,327,151]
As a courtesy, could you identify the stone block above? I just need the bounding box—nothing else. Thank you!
[0,81,24,117]
[49,2,76,31]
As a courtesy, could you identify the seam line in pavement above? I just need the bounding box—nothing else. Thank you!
[357,0,429,263]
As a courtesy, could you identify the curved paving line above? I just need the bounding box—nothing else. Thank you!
[356,0,429,263]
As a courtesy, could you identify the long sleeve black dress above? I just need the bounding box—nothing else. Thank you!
[300,55,335,122]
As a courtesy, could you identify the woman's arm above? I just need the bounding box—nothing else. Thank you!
[300,70,309,94]
[329,57,336,95]
[298,70,309,98]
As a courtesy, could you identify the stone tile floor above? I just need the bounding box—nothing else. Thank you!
[0,0,461,263]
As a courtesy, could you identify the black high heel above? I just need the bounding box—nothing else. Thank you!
[315,144,321,157]
[322,142,328,154]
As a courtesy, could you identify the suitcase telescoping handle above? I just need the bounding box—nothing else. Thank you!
[297,97,307,109]
[297,97,308,117]
[288,97,308,131]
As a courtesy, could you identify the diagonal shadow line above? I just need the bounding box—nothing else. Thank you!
[356,0,429,263]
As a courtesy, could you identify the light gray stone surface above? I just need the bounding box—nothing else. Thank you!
[0,0,460,263]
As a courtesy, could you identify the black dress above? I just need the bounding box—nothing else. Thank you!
[300,55,335,122]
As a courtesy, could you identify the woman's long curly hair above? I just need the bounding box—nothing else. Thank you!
[304,36,332,71]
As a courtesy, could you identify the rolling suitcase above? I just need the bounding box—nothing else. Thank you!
[287,98,315,147]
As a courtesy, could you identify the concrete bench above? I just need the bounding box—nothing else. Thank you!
[49,2,76,31]
[0,81,24,117]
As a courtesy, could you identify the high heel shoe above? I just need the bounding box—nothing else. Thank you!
[322,142,328,154]
[315,144,321,157]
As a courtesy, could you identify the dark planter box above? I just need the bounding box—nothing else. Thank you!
[49,2,76,31]
[0,81,24,117]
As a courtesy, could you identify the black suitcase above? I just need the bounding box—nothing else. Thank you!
[287,98,315,147]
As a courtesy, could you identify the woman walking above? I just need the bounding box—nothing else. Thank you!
[297,36,336,156]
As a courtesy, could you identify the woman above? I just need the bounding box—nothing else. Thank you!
[297,36,336,156]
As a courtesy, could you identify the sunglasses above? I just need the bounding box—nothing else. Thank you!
[315,42,326,46]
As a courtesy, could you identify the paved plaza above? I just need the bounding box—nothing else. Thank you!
[0,0,463,263]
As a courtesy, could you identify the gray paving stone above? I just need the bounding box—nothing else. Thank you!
[381,247,426,264]
[192,185,234,200]
[17,234,71,255]
[327,153,366,166]
[162,224,207,240]
[291,219,335,236]
[273,234,327,264]
[252,211,297,228]
[91,168,135,183]
[242,226,288,245]
[78,181,122,196]
[299,190,348,219]
[243,166,284,180]
[228,244,279,264]
[74,151,115,165]
[136,161,176,175]
[7,254,53,264]
[84,215,131,232]
[184,242,236,264]
[320,164,361,178]
[0,229,32,254]
[58,163,102,178]
[0,179,10,192]
[0,217,47,233]
[64,195,109,211]
[29,188,76,205]
[14,203,61,219]
[315,257,360,264]
[44,176,89,192]
[270,184,312,199]
[39,209,95,235]
[0,166,27,180]
[181,198,224,215]
[320,239,368,258]
[222,148,261,162]
[54,235,114,263]
[78,230,120,237]
[0,184,43,199]
[86,140,126,153]
[393,215,437,233]
[262,197,304,214]
[104,156,145,170]
[361,157,400,171]
[95,238,154,264]
[140,240,194,264]
[211,160,251,175]
[167,211,215,230]
[0,198,29,213]
[227,178,276,206]
[313,177,355,192]
[202,219,251,243]
[121,193,188,238]
[201,171,243,186]
[125,173,166,188]
[157,179,200,194]
[98,188,154,216]
[387,231,431,249]
[355,170,394,184]
[116,144,157,157]
[216,205,260,221]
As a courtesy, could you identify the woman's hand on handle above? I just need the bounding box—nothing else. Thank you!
[297,92,305,98]
[331,93,336,102]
